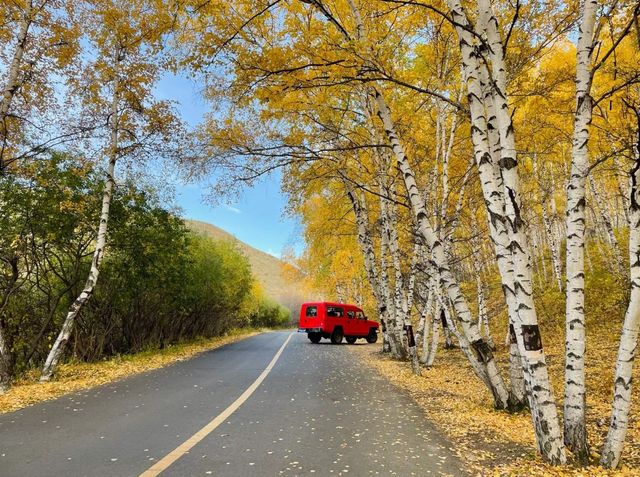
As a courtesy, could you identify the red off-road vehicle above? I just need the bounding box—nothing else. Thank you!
[298,302,379,344]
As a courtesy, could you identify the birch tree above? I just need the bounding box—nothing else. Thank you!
[0,0,81,172]
[601,102,640,469]
[562,0,598,460]
[442,0,567,462]
[40,0,184,381]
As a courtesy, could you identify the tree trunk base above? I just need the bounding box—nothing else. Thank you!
[565,425,590,466]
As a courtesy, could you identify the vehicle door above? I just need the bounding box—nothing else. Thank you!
[355,310,368,336]
[301,304,320,329]
[325,305,344,332]
[345,308,357,335]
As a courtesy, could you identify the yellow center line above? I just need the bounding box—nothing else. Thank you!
[139,332,294,477]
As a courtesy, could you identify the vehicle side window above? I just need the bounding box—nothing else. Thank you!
[327,307,344,317]
[356,311,365,320]
[347,311,355,319]
[306,306,317,317]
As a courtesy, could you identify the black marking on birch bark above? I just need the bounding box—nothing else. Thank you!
[516,301,532,311]
[509,323,517,344]
[631,154,640,210]
[506,122,515,137]
[404,325,416,347]
[502,283,516,297]
[468,91,483,104]
[478,152,492,166]
[509,239,525,255]
[440,309,447,328]
[522,325,543,351]
[565,403,584,411]
[471,339,494,363]
[499,156,517,170]
[487,209,503,229]
[507,187,523,229]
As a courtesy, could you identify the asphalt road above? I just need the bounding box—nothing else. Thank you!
[0,331,466,476]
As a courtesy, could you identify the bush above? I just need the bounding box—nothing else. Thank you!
[0,152,285,378]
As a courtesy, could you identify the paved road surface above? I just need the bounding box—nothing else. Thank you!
[0,331,466,476]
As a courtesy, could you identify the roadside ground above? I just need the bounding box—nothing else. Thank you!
[0,328,264,414]
[349,338,639,477]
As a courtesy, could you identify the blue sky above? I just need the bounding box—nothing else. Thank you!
[154,73,302,258]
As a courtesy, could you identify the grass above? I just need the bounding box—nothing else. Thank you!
[0,327,263,414]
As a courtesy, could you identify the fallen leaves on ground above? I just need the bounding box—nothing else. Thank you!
[0,328,262,414]
[349,323,639,477]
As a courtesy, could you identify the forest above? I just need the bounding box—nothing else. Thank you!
[2,0,640,472]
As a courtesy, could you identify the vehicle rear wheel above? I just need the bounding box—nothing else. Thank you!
[330,327,343,344]
[366,329,378,344]
[345,336,357,344]
[308,332,321,344]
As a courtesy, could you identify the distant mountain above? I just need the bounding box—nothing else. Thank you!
[185,220,306,315]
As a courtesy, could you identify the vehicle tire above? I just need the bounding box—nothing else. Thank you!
[345,336,357,344]
[366,329,378,344]
[308,332,321,344]
[330,327,343,344]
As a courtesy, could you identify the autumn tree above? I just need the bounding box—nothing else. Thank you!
[0,0,81,172]
[40,0,186,381]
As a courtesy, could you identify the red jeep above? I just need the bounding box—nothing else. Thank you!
[298,302,379,344]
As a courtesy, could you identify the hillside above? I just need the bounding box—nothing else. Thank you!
[185,220,306,314]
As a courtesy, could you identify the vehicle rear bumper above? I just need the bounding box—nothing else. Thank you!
[298,328,323,333]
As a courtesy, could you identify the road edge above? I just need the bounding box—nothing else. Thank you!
[0,328,268,415]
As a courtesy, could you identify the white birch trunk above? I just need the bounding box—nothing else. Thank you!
[378,180,406,359]
[0,2,32,169]
[467,0,566,462]
[563,0,597,461]
[40,51,121,382]
[373,88,511,409]
[0,3,34,392]
[405,243,419,320]
[589,174,625,276]
[418,276,435,364]
[600,111,640,469]
[448,3,528,411]
[386,186,410,354]
[406,244,422,375]
[534,154,563,291]
[416,295,428,360]
[0,324,11,393]
[476,273,494,349]
[542,202,563,291]
[613,155,631,225]
[426,307,440,367]
[345,0,510,409]
[344,180,395,353]
[435,290,492,387]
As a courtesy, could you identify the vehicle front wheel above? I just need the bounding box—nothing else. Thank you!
[330,328,343,344]
[308,332,322,344]
[366,329,378,344]
[345,336,357,344]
